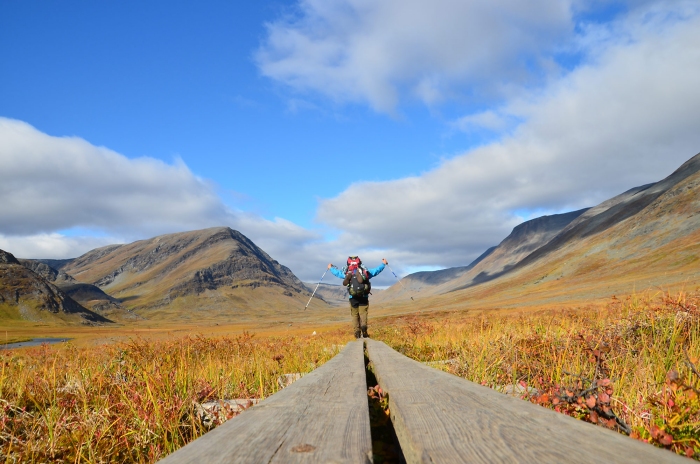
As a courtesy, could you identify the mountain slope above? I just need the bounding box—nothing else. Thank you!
[303,282,385,306]
[62,227,325,320]
[511,153,700,274]
[378,152,700,311]
[397,246,497,289]
[0,250,113,325]
[304,282,349,306]
[19,259,134,321]
[376,209,587,302]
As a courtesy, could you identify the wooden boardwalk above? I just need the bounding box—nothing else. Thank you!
[160,339,686,463]
[365,339,683,463]
[159,340,371,463]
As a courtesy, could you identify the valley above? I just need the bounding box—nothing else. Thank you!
[2,152,700,463]
[2,153,699,346]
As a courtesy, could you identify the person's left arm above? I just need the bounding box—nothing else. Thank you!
[367,259,388,278]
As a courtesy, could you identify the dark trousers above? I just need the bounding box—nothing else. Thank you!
[349,297,369,337]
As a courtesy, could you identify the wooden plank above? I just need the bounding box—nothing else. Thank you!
[158,340,371,463]
[365,339,684,464]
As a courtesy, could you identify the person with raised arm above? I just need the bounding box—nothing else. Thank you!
[327,256,387,339]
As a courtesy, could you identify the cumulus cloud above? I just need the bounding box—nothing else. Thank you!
[0,118,228,237]
[3,2,700,287]
[0,233,121,260]
[317,4,700,271]
[256,0,574,112]
[0,119,326,275]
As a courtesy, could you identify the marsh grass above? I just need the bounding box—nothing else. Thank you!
[0,331,348,463]
[373,290,700,458]
[2,290,700,462]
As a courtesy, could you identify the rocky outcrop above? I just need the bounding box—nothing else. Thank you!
[19,259,59,281]
[19,259,124,314]
[0,249,113,324]
[377,209,587,301]
[0,249,20,265]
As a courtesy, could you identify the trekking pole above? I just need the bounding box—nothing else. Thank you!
[385,262,414,301]
[304,266,330,310]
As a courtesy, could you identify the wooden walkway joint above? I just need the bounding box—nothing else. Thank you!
[160,340,685,463]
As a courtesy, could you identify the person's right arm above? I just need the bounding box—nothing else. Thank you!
[328,263,345,279]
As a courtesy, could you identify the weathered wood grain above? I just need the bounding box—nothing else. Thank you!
[365,339,685,464]
[158,340,371,463]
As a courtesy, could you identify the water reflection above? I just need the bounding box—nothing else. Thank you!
[1,338,72,349]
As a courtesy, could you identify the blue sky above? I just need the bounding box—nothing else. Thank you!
[2,0,700,284]
[1,1,460,226]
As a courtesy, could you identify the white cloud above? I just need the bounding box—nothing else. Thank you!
[3,2,700,288]
[256,0,574,113]
[0,118,227,237]
[0,233,121,260]
[317,4,700,271]
[452,110,516,133]
[0,119,326,276]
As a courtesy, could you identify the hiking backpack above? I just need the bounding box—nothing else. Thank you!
[345,256,371,297]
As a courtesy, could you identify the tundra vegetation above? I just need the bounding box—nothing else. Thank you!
[1,290,699,462]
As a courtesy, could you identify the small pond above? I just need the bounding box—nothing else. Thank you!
[1,338,72,349]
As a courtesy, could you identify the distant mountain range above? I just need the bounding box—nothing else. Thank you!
[1,227,328,325]
[2,153,699,325]
[303,282,384,306]
[377,151,700,305]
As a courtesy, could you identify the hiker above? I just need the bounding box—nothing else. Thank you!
[328,256,387,339]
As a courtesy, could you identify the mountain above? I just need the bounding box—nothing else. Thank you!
[303,282,384,306]
[396,246,497,289]
[61,227,326,320]
[34,258,75,271]
[378,151,700,309]
[304,282,350,306]
[376,209,587,302]
[19,259,135,321]
[445,208,589,293]
[0,249,113,325]
[509,153,700,274]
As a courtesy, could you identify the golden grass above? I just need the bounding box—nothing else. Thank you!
[0,330,352,462]
[372,290,700,458]
[2,290,700,461]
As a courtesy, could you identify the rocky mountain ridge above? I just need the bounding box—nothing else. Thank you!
[0,249,113,325]
[376,209,587,302]
[19,259,128,318]
[379,151,700,304]
[60,227,321,317]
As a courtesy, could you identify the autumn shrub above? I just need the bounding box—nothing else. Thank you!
[3,290,699,462]
[0,331,347,463]
[372,290,700,459]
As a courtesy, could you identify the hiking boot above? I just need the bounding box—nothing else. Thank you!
[354,330,362,339]
[361,327,369,338]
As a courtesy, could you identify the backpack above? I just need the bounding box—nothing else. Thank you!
[345,256,371,297]
[346,256,362,273]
